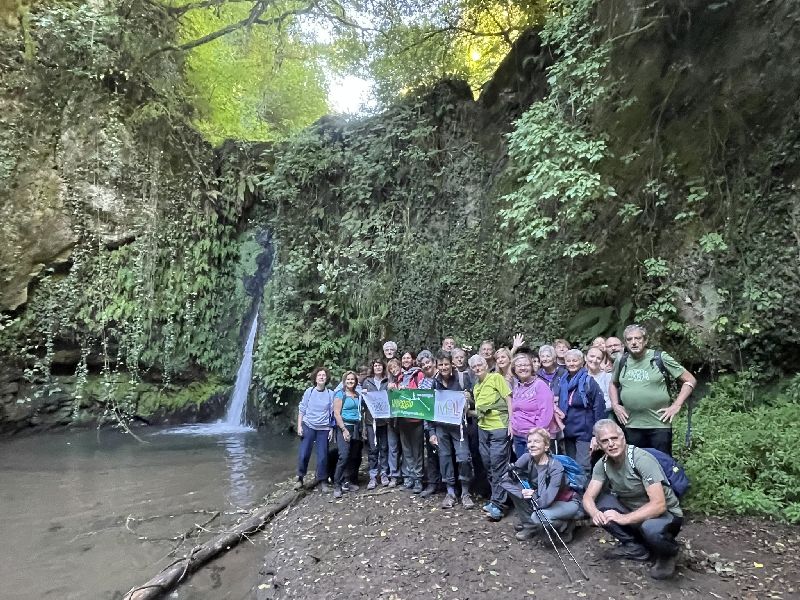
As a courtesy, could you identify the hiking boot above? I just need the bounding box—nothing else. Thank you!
[403,478,415,490]
[412,480,424,494]
[441,494,457,509]
[348,482,360,492]
[333,486,343,499]
[515,527,538,541]
[367,478,377,490]
[482,502,494,514]
[558,521,576,544]
[317,481,330,493]
[461,494,475,509]
[388,477,398,488]
[381,474,390,486]
[293,477,304,490]
[485,503,503,521]
[420,484,437,498]
[605,542,650,561]
[649,555,678,579]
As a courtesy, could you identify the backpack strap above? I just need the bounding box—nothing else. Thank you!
[626,444,637,473]
[612,352,629,388]
[628,446,674,490]
[651,350,673,389]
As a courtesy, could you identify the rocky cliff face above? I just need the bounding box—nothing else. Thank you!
[1,0,798,434]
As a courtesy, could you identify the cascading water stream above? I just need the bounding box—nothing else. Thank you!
[162,311,259,435]
[223,310,259,426]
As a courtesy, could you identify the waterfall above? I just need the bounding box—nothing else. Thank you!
[223,311,259,426]
[162,311,259,435]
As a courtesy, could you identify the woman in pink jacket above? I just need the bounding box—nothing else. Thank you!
[509,353,555,460]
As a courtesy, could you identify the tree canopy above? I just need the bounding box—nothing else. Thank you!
[159,0,549,142]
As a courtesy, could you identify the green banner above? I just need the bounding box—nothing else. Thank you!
[389,389,435,420]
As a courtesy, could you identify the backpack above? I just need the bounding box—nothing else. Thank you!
[551,454,587,493]
[604,445,690,497]
[614,349,696,449]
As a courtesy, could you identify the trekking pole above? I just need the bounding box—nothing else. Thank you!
[508,468,589,582]
[529,494,589,581]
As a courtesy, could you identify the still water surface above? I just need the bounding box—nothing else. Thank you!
[0,428,297,600]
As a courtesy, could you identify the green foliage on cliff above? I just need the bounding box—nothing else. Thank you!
[242,0,799,441]
[335,0,549,101]
[0,0,268,422]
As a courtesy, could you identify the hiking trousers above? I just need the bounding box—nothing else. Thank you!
[297,423,329,482]
[595,492,682,557]
[624,427,673,456]
[387,420,403,478]
[425,431,441,486]
[397,420,424,483]
[434,423,473,489]
[479,427,510,507]
[563,437,591,475]
[334,423,361,486]
[366,423,389,478]
[504,484,581,533]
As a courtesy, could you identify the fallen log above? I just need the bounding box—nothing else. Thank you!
[123,488,304,600]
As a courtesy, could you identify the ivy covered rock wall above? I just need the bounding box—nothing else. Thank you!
[1,0,798,435]
[242,0,799,422]
[0,0,264,432]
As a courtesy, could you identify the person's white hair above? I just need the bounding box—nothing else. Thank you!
[593,418,624,437]
[623,324,647,339]
[513,352,533,365]
[565,348,584,362]
[468,354,487,369]
[538,344,556,359]
[417,349,434,363]
[383,340,398,351]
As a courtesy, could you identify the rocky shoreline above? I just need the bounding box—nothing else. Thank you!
[250,482,798,600]
[0,367,229,435]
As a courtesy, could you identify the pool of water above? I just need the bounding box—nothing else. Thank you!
[0,427,298,600]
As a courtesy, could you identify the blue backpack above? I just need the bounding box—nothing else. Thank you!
[605,446,690,497]
[551,454,587,493]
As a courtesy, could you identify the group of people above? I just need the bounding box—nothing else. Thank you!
[295,325,696,579]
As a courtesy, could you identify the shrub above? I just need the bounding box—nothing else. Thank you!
[673,374,800,523]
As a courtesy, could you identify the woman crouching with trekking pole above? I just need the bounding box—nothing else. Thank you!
[502,427,581,543]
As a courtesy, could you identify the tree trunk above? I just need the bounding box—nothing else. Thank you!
[123,489,304,600]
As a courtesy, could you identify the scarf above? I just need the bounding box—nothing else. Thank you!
[558,367,589,414]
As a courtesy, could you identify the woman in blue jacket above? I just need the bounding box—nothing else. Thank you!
[296,367,334,491]
[558,349,606,475]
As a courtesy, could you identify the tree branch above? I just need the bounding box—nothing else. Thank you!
[163,0,257,17]
[141,0,325,62]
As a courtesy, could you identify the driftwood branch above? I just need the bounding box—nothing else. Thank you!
[123,489,304,600]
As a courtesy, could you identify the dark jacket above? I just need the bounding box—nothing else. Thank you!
[537,366,567,394]
[426,372,466,434]
[559,368,606,442]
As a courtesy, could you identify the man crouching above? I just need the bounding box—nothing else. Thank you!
[582,419,683,579]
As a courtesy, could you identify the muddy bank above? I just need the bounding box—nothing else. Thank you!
[252,485,799,600]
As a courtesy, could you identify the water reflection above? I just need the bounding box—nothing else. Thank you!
[218,434,256,507]
[0,428,297,600]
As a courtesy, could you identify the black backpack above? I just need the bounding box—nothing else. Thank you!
[613,349,696,448]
